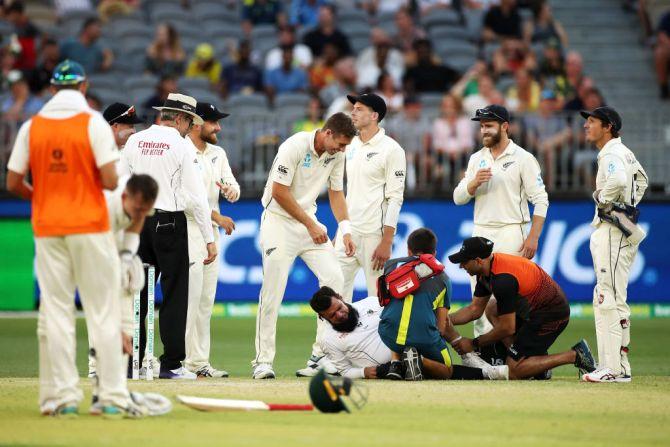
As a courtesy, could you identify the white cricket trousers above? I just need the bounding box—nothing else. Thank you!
[184,219,220,372]
[590,223,636,376]
[35,232,128,413]
[253,211,343,367]
[335,230,382,302]
[470,224,526,337]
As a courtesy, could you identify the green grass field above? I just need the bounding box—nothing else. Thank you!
[1,316,669,447]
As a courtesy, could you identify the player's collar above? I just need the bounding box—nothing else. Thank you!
[598,137,622,158]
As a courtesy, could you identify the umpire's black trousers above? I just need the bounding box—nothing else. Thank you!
[133,210,189,373]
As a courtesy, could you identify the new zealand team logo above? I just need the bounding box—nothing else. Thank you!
[366,152,379,161]
[502,161,515,170]
[323,156,335,166]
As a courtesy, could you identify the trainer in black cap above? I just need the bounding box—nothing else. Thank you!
[195,102,230,122]
[580,106,622,132]
[103,102,144,125]
[346,93,387,122]
[447,237,495,264]
[471,105,510,123]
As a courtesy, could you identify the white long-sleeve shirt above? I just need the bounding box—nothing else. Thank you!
[345,128,406,235]
[320,296,392,379]
[593,137,648,227]
[261,130,344,220]
[185,137,240,225]
[119,125,214,243]
[453,140,549,227]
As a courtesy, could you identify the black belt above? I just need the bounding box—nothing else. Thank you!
[154,209,184,215]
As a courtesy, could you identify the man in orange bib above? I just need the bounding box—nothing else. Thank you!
[447,237,597,380]
[6,60,138,417]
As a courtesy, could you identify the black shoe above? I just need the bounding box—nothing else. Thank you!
[387,361,403,380]
[402,346,423,381]
[572,339,596,374]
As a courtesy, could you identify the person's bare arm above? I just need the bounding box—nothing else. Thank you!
[328,188,355,256]
[99,161,119,191]
[211,210,235,235]
[6,170,33,200]
[449,296,489,325]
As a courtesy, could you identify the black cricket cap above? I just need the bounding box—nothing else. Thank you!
[448,237,494,264]
[580,106,622,132]
[196,102,230,122]
[347,93,387,122]
[103,103,143,125]
[471,104,510,123]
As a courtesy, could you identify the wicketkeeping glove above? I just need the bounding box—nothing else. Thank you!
[120,252,145,295]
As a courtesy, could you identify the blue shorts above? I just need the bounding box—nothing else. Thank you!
[379,332,452,366]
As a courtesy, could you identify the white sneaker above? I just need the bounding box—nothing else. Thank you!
[252,363,276,379]
[582,367,630,383]
[483,364,509,380]
[194,365,229,378]
[460,352,491,369]
[296,355,338,377]
[158,366,197,380]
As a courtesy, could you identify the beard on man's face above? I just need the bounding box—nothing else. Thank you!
[203,130,218,145]
[482,125,502,148]
[331,304,360,333]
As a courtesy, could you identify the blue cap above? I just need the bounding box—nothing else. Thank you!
[51,60,87,85]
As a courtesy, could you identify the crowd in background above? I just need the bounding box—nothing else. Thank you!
[0,0,664,194]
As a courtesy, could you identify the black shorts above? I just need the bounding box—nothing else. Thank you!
[508,306,570,361]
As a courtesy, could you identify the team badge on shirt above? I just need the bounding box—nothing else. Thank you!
[303,153,312,168]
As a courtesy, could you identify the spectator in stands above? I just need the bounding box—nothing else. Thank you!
[289,0,329,28]
[145,23,186,77]
[0,45,18,94]
[523,89,571,189]
[60,17,113,73]
[654,9,670,99]
[505,68,541,113]
[265,25,313,70]
[538,37,564,79]
[491,38,536,77]
[523,1,568,49]
[482,0,522,42]
[302,5,352,57]
[97,0,140,22]
[319,55,356,106]
[417,0,453,16]
[431,93,474,186]
[460,73,505,115]
[357,0,406,16]
[356,27,404,90]
[292,94,325,132]
[220,39,263,98]
[561,50,592,106]
[308,42,339,91]
[242,0,287,36]
[142,74,178,123]
[264,44,309,101]
[1,70,44,126]
[391,7,427,55]
[26,38,60,96]
[4,1,40,71]
[185,43,222,86]
[375,71,404,114]
[52,0,93,19]
[403,38,461,94]
[385,95,432,191]
[86,91,102,111]
[563,81,602,112]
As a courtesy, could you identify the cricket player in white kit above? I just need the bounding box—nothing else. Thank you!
[5,61,131,416]
[253,113,357,380]
[454,105,549,338]
[184,102,239,378]
[580,107,648,383]
[336,93,406,302]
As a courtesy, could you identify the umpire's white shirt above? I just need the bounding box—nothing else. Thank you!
[592,137,648,227]
[261,129,344,219]
[453,140,549,226]
[320,296,392,379]
[345,128,406,234]
[119,125,214,243]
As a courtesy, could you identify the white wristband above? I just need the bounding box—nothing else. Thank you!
[449,336,463,346]
[338,219,352,235]
[121,232,140,255]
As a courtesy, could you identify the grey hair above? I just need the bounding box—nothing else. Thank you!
[160,110,180,122]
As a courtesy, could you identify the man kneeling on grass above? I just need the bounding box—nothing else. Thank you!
[447,236,598,380]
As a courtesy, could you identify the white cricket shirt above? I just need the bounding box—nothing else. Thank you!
[344,128,406,235]
[592,137,648,227]
[261,130,344,220]
[119,125,214,243]
[453,140,549,227]
[321,296,392,379]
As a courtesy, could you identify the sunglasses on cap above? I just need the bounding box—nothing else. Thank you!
[475,108,507,122]
[109,105,137,124]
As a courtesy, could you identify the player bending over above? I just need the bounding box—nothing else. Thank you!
[448,237,597,380]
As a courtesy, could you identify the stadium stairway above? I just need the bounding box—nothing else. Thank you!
[551,0,670,190]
